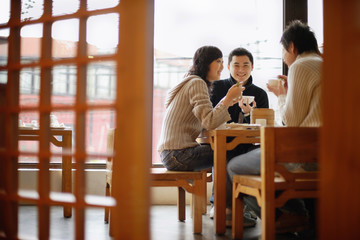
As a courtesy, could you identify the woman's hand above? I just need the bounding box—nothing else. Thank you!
[222,83,244,107]
[267,75,288,97]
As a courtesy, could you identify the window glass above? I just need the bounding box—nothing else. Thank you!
[0,71,7,84]
[53,0,79,16]
[19,111,40,164]
[308,0,324,52]
[0,0,10,24]
[20,67,40,107]
[87,14,119,56]
[52,65,77,106]
[86,109,115,157]
[153,0,283,163]
[0,29,9,67]
[21,24,42,64]
[87,0,119,11]
[21,0,44,22]
[87,61,116,104]
[52,19,79,59]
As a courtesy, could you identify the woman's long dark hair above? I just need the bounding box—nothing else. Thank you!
[188,46,223,87]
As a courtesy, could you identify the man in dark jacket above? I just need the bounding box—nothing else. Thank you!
[208,48,269,226]
[211,47,269,124]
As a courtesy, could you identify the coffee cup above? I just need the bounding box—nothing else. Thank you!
[268,79,281,87]
[240,95,255,105]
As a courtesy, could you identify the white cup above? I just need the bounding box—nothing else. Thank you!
[239,96,255,106]
[268,79,281,87]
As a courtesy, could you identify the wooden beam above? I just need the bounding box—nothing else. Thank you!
[320,0,360,239]
[111,0,153,239]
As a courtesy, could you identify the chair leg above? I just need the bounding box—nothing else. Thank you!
[177,187,186,221]
[192,179,203,234]
[232,182,244,239]
[104,183,110,223]
[261,191,276,240]
[201,170,207,214]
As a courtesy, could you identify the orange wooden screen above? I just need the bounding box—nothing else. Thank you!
[320,0,360,239]
[0,0,153,239]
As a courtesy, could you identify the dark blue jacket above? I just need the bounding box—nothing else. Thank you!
[210,76,269,123]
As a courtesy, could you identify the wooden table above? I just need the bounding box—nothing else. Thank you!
[19,128,73,217]
[207,127,261,235]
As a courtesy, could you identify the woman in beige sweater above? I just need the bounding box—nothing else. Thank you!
[157,46,243,171]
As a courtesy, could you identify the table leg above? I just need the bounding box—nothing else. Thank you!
[62,133,72,217]
[214,135,227,234]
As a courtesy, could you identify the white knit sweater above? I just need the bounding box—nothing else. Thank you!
[157,75,231,152]
[278,52,322,127]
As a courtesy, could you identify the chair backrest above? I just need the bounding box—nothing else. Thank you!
[260,127,319,184]
[250,108,275,126]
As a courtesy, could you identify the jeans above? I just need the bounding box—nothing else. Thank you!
[160,144,213,171]
[227,148,262,179]
[209,142,258,206]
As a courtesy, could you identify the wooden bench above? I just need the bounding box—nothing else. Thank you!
[232,127,319,240]
[104,129,211,234]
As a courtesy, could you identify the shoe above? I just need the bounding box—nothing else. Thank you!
[225,208,257,228]
[275,212,309,234]
[243,211,257,228]
[244,204,258,220]
[209,205,214,219]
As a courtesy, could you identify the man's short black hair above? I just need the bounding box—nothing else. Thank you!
[228,47,254,66]
[281,20,320,55]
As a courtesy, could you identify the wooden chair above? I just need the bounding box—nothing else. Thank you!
[250,108,275,126]
[232,127,319,240]
[104,129,211,234]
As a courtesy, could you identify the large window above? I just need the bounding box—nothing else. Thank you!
[153,0,283,163]
[2,0,325,166]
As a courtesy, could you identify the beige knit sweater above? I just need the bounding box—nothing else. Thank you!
[278,52,322,127]
[157,75,231,152]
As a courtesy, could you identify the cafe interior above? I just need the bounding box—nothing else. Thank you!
[0,0,360,239]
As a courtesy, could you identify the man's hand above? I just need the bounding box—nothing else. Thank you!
[239,98,256,114]
[267,75,288,97]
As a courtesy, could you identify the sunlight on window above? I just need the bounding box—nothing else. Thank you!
[53,0,79,16]
[21,24,42,63]
[87,0,119,11]
[0,29,9,67]
[0,0,10,24]
[87,14,119,54]
[152,0,283,163]
[21,0,44,22]
[308,0,324,51]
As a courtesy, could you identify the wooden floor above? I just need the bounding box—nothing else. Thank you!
[18,205,308,240]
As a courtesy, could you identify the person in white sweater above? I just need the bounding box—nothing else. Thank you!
[226,20,322,235]
[157,46,243,171]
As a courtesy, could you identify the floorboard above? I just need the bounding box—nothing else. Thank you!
[18,205,308,239]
